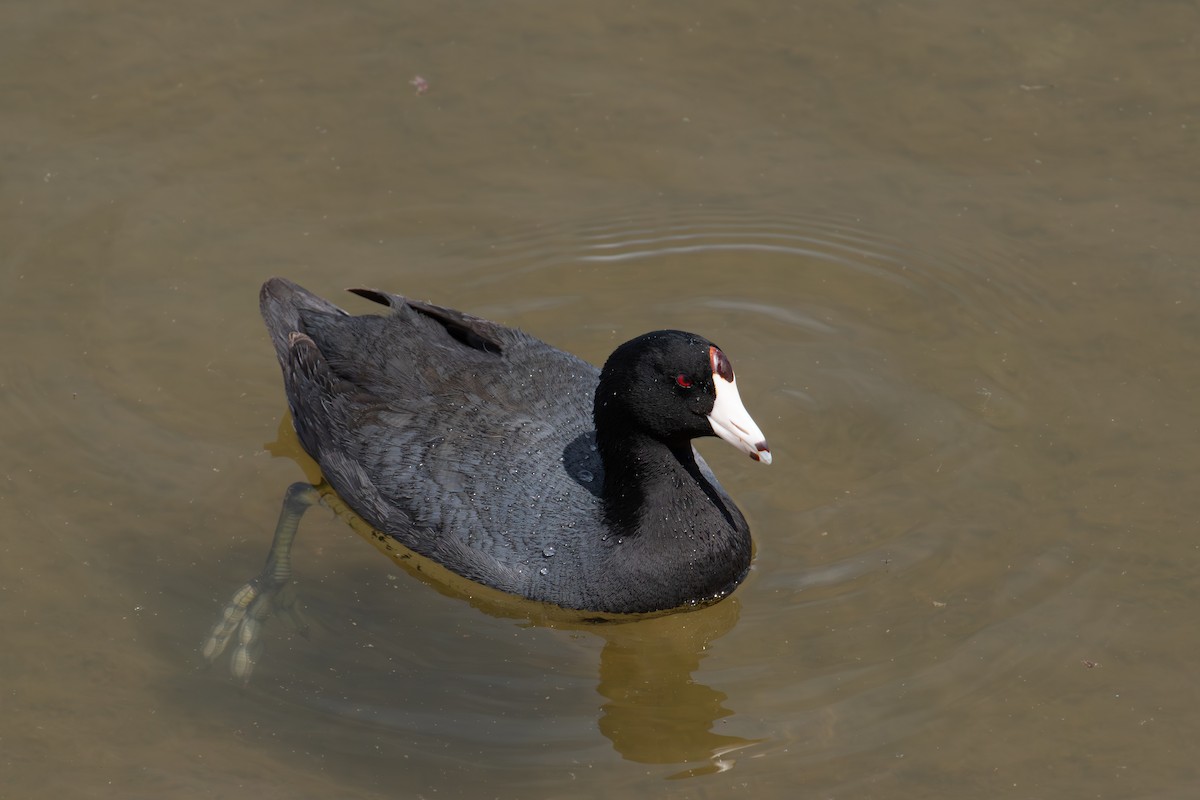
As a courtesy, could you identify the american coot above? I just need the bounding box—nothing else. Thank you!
[205,278,771,678]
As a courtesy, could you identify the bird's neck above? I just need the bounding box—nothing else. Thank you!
[597,430,730,536]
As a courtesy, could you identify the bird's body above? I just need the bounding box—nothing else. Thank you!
[259,278,769,613]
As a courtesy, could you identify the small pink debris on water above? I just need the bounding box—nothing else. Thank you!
[410,75,429,95]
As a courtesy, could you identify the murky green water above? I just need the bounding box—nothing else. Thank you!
[3,1,1199,797]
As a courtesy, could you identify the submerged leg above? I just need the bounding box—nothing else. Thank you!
[203,482,321,682]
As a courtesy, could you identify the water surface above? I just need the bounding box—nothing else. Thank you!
[3,1,1199,798]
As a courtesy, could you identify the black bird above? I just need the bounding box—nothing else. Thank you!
[205,278,771,678]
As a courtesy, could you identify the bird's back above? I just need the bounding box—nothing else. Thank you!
[260,278,612,608]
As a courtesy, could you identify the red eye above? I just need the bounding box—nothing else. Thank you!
[675,374,693,388]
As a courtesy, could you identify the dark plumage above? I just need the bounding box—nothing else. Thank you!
[259,277,771,614]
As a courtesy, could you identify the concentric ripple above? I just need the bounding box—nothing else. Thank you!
[5,199,1089,779]
[174,202,1087,776]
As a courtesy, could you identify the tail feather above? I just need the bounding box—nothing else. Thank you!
[259,277,346,366]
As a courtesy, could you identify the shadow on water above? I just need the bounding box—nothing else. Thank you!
[205,417,761,775]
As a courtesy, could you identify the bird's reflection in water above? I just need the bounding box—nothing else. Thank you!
[592,600,762,774]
